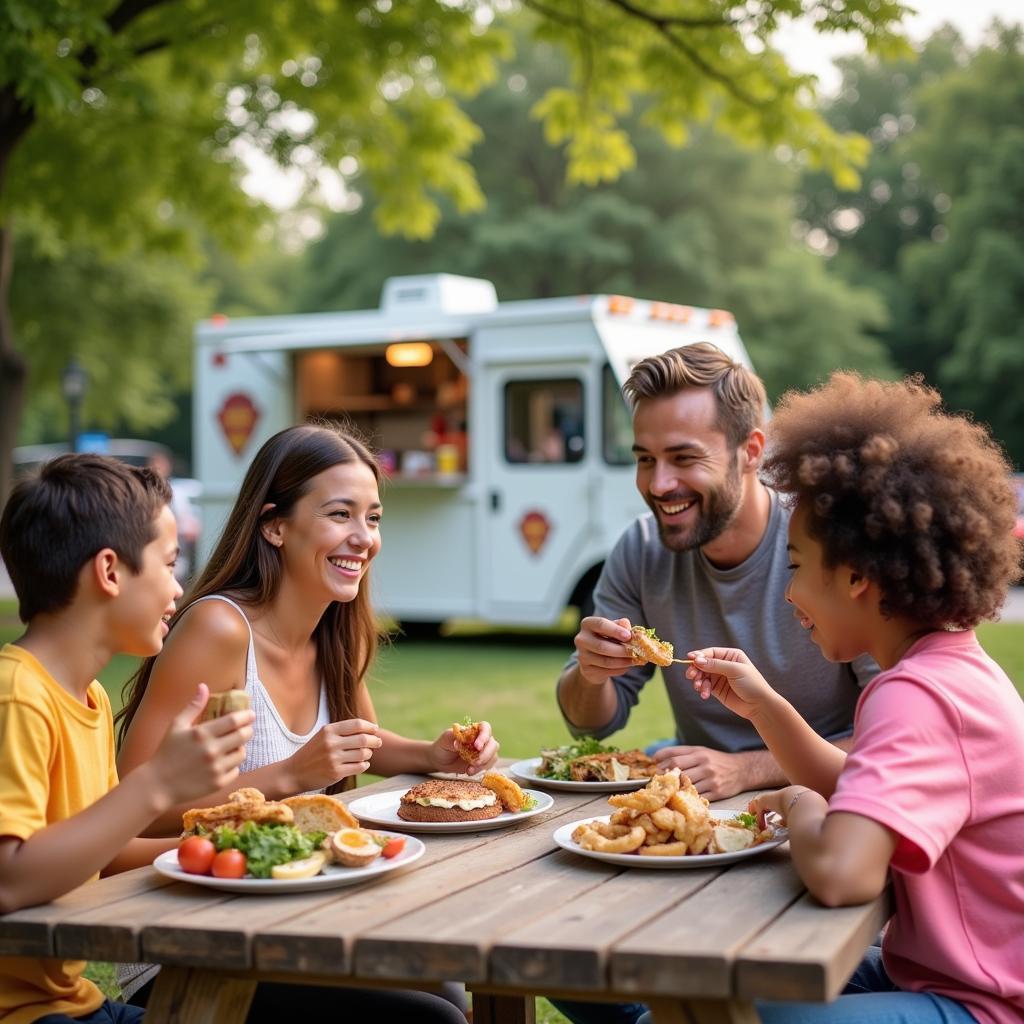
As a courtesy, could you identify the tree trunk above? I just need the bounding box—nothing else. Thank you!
[0,88,35,507]
[0,222,27,508]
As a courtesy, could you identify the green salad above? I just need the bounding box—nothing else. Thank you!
[537,737,621,781]
[210,821,328,879]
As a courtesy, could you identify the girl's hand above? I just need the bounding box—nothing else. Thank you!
[150,685,254,806]
[749,786,810,830]
[285,718,382,791]
[686,647,774,720]
[430,720,499,774]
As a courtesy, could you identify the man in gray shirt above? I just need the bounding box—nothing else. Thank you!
[557,342,875,801]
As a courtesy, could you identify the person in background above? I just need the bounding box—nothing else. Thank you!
[650,372,1024,1024]
[0,455,253,1024]
[116,423,495,1020]
[556,344,875,800]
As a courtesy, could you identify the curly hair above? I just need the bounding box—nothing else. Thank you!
[762,372,1021,629]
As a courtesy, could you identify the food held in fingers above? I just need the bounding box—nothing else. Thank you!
[397,779,502,823]
[481,771,537,812]
[451,716,483,765]
[200,688,251,722]
[627,626,674,667]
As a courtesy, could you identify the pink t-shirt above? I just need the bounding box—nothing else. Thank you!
[830,630,1024,1024]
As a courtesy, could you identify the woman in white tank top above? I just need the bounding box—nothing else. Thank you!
[112,424,498,1020]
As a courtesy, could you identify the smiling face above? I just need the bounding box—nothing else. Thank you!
[270,461,382,604]
[785,503,868,663]
[113,503,184,656]
[632,388,744,552]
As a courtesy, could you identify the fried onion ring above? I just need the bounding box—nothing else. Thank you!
[638,841,691,856]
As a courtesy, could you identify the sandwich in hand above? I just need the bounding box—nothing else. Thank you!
[397,779,502,823]
[626,626,674,668]
[200,688,251,722]
[451,717,483,766]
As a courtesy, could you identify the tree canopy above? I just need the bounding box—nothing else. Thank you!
[0,0,912,497]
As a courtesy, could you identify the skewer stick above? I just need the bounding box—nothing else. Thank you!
[672,659,694,665]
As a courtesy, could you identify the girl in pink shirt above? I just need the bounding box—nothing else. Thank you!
[686,372,1023,1024]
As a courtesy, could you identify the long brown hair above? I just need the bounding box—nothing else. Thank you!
[115,423,383,757]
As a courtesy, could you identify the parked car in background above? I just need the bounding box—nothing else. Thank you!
[13,439,174,476]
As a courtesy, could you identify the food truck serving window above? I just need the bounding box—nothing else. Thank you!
[504,379,584,465]
[602,364,633,466]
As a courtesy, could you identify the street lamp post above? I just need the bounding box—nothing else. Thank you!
[61,359,88,453]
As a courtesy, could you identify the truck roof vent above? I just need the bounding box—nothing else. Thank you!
[380,274,498,318]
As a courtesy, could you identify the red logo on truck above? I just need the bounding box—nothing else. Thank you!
[519,510,551,555]
[217,392,260,456]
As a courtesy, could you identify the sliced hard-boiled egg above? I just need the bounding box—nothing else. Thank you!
[328,828,384,868]
[271,850,328,880]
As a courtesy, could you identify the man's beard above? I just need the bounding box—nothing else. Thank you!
[647,458,743,553]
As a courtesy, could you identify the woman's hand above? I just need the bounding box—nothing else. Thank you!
[284,718,383,792]
[686,647,775,720]
[429,720,499,774]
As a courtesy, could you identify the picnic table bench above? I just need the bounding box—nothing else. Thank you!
[0,766,890,1023]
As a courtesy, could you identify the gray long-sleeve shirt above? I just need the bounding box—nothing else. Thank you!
[559,490,876,751]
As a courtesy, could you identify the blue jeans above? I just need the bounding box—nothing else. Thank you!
[559,948,976,1024]
[36,999,144,1023]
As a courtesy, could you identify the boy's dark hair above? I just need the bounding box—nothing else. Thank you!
[762,372,1022,629]
[623,342,767,449]
[0,454,172,623]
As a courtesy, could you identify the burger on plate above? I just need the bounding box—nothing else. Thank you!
[397,779,503,823]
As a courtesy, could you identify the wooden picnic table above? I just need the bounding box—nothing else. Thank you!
[0,764,890,1024]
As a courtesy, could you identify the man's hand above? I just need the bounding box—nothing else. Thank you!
[652,745,754,800]
[574,616,636,685]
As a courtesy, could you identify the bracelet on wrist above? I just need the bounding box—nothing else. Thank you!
[786,788,811,815]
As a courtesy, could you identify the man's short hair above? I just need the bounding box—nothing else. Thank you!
[0,454,172,623]
[623,342,767,449]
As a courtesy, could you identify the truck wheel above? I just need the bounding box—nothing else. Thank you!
[399,620,443,640]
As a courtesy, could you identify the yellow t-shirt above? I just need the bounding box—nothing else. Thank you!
[0,643,118,1024]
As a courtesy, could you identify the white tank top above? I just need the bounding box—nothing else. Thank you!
[194,594,331,789]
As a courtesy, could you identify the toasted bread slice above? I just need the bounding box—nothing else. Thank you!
[627,626,674,667]
[200,688,250,723]
[282,793,359,833]
[182,787,292,834]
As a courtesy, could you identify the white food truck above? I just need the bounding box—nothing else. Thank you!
[194,274,753,630]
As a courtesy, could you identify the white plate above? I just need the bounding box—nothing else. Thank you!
[152,831,425,893]
[348,788,554,833]
[509,757,650,793]
[553,815,789,869]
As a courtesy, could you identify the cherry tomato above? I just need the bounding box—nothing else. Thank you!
[177,836,216,875]
[210,849,247,879]
[381,836,406,859]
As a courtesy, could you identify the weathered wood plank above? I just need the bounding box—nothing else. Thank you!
[491,861,714,990]
[471,991,537,1024]
[144,966,256,1024]
[354,849,613,983]
[0,868,173,958]
[610,851,804,997]
[734,890,892,1002]
[54,883,234,963]
[253,793,609,976]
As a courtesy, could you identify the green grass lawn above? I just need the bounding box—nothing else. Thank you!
[2,600,1022,1021]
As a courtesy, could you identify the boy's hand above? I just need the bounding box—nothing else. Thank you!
[685,647,774,720]
[150,684,253,808]
[431,720,499,774]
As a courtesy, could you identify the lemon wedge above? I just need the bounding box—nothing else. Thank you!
[271,850,327,880]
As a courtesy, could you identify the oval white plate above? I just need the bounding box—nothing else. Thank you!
[509,757,650,793]
[153,831,425,893]
[553,815,789,869]
[348,788,553,833]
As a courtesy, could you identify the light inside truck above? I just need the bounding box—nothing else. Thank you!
[385,342,433,367]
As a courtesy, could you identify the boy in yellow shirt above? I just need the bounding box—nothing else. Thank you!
[0,455,254,1024]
